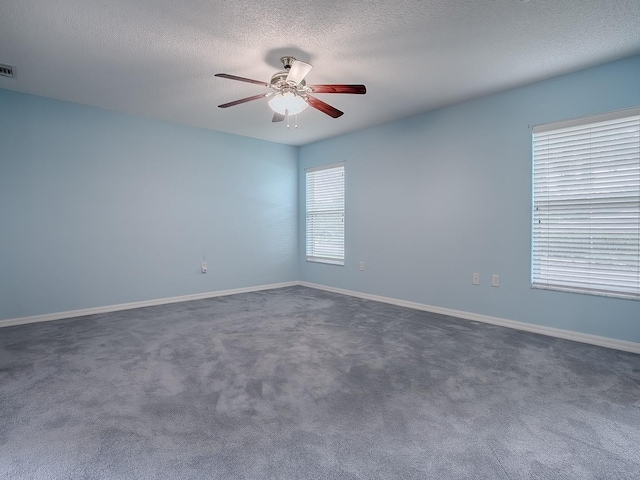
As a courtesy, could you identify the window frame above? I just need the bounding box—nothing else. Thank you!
[531,106,640,300]
[305,162,346,266]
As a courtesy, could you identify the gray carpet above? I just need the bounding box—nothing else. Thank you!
[1,286,639,479]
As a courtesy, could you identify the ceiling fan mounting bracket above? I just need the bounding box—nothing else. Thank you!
[280,56,296,70]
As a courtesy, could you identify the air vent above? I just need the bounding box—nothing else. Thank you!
[0,64,15,78]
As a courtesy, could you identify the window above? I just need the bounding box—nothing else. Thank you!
[532,107,640,299]
[306,163,345,265]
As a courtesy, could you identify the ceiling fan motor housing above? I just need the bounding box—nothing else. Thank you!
[271,72,307,91]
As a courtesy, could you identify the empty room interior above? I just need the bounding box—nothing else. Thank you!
[1,1,640,478]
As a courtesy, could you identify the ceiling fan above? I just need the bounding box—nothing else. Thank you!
[215,56,366,125]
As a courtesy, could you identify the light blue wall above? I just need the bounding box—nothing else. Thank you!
[3,55,640,342]
[298,54,640,343]
[0,89,298,320]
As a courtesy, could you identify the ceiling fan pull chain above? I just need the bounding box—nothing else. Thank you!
[295,114,298,129]
[286,110,290,129]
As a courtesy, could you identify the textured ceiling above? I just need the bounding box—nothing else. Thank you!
[1,0,640,146]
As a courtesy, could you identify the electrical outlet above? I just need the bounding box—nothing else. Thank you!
[201,262,207,274]
[472,273,480,285]
[359,262,365,271]
[492,274,499,287]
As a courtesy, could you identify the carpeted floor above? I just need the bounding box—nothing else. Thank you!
[1,286,639,479]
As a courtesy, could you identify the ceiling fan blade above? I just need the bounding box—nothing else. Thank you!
[286,60,313,84]
[218,93,269,108]
[309,84,367,94]
[272,112,285,123]
[306,95,344,118]
[215,73,269,87]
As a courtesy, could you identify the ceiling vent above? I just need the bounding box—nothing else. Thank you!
[0,64,15,78]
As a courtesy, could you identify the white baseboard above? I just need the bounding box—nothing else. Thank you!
[0,281,298,329]
[299,282,640,355]
[3,280,638,355]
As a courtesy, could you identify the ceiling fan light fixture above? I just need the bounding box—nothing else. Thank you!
[268,91,308,116]
[216,56,365,121]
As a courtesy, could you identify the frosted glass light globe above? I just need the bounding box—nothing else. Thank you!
[268,92,309,115]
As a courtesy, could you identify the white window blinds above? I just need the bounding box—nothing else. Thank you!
[306,163,345,265]
[532,107,640,299]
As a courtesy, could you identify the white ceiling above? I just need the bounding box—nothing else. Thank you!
[1,0,640,146]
